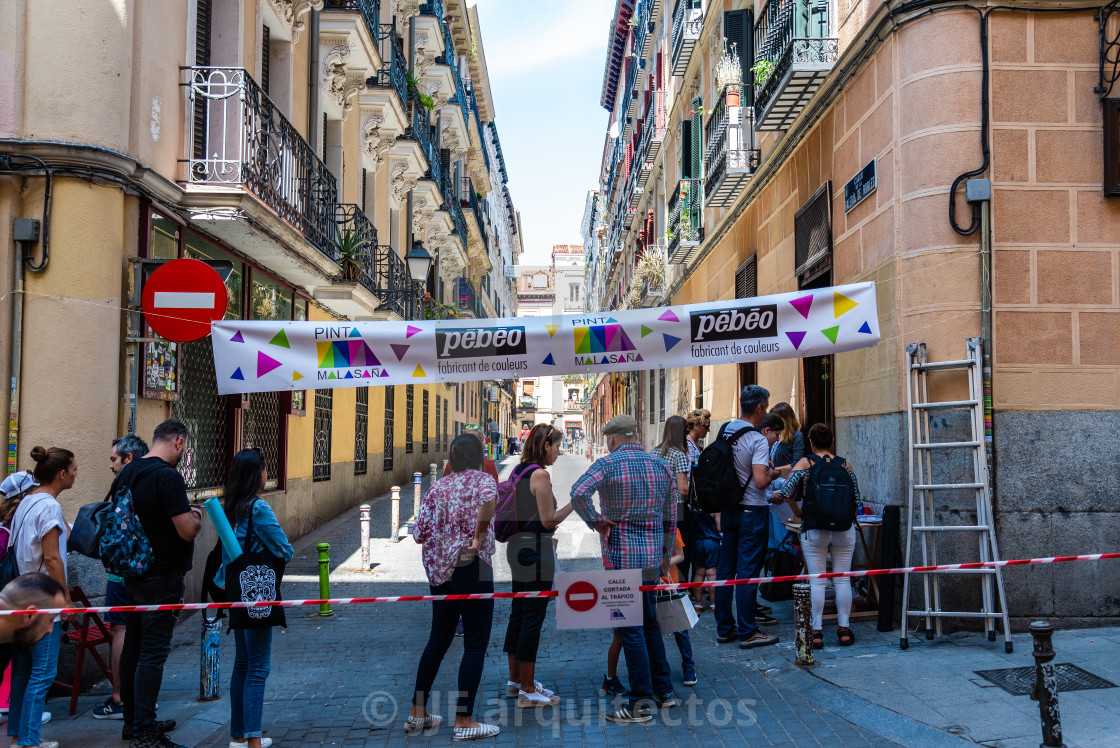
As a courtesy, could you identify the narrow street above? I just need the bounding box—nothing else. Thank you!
[38,455,1120,747]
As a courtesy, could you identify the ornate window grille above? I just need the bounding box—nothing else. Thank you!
[243,390,281,489]
[313,389,333,482]
[355,386,369,475]
[405,385,415,453]
[422,390,430,453]
[172,336,229,491]
[384,386,395,471]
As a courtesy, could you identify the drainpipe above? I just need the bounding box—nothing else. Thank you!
[308,8,320,144]
[967,178,995,485]
[7,244,24,475]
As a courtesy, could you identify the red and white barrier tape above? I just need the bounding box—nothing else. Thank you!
[3,551,1116,617]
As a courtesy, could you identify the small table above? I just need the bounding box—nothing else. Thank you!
[780,519,882,620]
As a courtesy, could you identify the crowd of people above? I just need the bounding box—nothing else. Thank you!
[406,383,864,736]
[0,382,863,745]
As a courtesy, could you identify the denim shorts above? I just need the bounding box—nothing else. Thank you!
[104,580,132,626]
[691,538,720,570]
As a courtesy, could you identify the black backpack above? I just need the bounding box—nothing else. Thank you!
[691,425,755,513]
[802,454,857,531]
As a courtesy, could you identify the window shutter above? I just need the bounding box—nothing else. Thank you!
[261,25,271,95]
[723,9,754,107]
[192,0,212,162]
[794,182,833,275]
[440,148,451,199]
[681,119,692,178]
[690,95,702,184]
[361,167,368,213]
[735,255,757,299]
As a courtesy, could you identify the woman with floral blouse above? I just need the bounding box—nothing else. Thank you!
[407,434,499,741]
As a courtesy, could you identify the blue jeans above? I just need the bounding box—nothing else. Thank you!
[673,630,693,669]
[715,506,769,640]
[616,590,672,708]
[8,620,60,746]
[231,627,273,739]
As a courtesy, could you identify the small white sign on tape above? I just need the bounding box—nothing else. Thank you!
[555,570,643,630]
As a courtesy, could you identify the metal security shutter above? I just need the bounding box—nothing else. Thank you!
[724,9,754,107]
[735,255,757,298]
[405,385,415,453]
[243,391,281,487]
[355,386,369,475]
[794,182,833,275]
[192,0,212,163]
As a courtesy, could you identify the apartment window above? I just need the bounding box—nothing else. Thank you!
[423,390,430,453]
[406,385,415,453]
[736,255,758,390]
[794,182,833,277]
[384,386,395,471]
[313,389,333,482]
[355,386,368,475]
[569,283,580,303]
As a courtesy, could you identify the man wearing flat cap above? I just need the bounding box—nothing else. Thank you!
[570,414,678,724]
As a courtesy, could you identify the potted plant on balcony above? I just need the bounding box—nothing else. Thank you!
[406,70,435,111]
[716,40,744,107]
[334,226,365,282]
[750,59,776,88]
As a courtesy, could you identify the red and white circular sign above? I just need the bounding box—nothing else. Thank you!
[141,258,228,342]
[564,581,599,613]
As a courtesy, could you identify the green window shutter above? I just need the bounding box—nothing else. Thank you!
[690,95,702,226]
[681,119,693,179]
[723,9,754,108]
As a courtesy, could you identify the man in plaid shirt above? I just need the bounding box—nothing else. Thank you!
[571,415,678,723]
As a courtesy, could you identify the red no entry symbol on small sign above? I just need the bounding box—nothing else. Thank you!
[564,581,598,613]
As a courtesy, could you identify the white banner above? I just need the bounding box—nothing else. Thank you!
[211,282,880,395]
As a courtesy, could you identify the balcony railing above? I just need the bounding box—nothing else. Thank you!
[668,178,702,263]
[457,277,485,318]
[323,0,381,42]
[408,93,439,182]
[182,66,339,259]
[447,199,468,244]
[369,23,407,110]
[703,84,760,207]
[333,206,419,318]
[671,0,703,76]
[460,176,489,248]
[753,0,838,130]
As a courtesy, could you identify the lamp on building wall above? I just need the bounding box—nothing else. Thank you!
[406,242,433,283]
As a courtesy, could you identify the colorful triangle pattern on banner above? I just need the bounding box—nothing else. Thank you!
[230,331,244,343]
[269,329,290,348]
[786,331,807,350]
[833,292,858,319]
[349,327,362,338]
[790,295,813,319]
[257,351,282,377]
[231,367,244,380]
[663,333,681,352]
[412,364,427,378]
[821,326,840,344]
[293,371,303,382]
[406,325,422,338]
[641,325,653,338]
[391,344,410,361]
[316,341,381,368]
[545,324,560,338]
[858,321,872,334]
[658,309,679,323]
[542,353,556,365]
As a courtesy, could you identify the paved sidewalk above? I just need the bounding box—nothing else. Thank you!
[32,454,1120,747]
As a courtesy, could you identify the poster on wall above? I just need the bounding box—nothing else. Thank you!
[143,332,179,401]
[211,282,882,395]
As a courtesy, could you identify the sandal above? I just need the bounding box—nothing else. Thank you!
[837,627,855,646]
[811,630,824,650]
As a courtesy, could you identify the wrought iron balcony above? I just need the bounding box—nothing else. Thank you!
[460,176,489,248]
[323,0,381,42]
[704,85,760,208]
[668,178,702,263]
[369,23,407,110]
[457,276,485,318]
[407,93,439,182]
[447,199,468,244]
[182,66,339,259]
[637,87,665,187]
[753,0,838,131]
[671,0,703,76]
[333,205,421,318]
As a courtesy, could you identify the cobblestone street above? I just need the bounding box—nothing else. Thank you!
[34,454,1120,747]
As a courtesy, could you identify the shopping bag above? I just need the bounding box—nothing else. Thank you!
[654,591,699,634]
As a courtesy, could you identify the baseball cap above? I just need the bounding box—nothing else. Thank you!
[1,471,39,499]
[602,414,638,436]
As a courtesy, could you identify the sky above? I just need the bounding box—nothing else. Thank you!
[472,0,615,265]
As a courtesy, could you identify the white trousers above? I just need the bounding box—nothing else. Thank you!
[800,527,857,629]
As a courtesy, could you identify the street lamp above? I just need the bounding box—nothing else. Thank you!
[406,242,433,284]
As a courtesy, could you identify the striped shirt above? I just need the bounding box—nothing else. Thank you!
[570,443,677,571]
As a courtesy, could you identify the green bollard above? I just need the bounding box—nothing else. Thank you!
[317,542,334,617]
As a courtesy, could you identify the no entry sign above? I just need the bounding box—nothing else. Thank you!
[142,258,228,342]
[556,570,642,630]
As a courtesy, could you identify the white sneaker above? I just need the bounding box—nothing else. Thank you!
[41,711,51,725]
[38,741,59,748]
[516,689,560,708]
[230,741,273,748]
[505,680,554,698]
[452,722,499,741]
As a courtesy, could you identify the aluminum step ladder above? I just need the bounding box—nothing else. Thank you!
[901,337,1012,652]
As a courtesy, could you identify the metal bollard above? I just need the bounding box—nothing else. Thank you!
[412,472,422,518]
[317,542,334,617]
[793,582,814,667]
[1029,621,1065,748]
[359,504,370,569]
[429,462,438,488]
[390,486,401,540]
[199,613,221,700]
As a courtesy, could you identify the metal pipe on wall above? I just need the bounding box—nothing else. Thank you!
[7,242,25,475]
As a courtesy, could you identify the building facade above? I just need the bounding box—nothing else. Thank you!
[0,0,520,595]
[587,0,1120,621]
